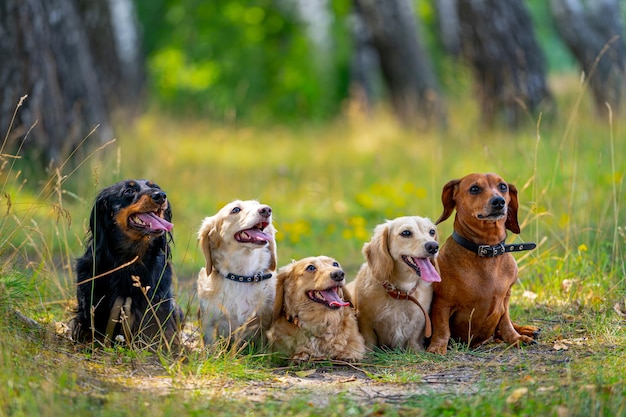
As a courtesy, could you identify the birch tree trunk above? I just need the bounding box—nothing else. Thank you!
[550,0,626,113]
[354,0,445,128]
[0,0,143,167]
[445,0,553,127]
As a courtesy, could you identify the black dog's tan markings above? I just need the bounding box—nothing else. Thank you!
[113,190,171,258]
[72,179,181,349]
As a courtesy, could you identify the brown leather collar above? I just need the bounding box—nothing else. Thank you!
[382,281,432,338]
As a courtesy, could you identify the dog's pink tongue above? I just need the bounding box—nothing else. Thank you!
[136,213,173,232]
[416,258,441,283]
[321,289,350,308]
[242,228,272,242]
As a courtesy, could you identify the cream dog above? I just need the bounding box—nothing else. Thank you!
[347,216,441,351]
[197,200,277,346]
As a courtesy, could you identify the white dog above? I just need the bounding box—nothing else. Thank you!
[197,200,277,346]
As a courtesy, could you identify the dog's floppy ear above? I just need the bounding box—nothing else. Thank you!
[430,256,441,276]
[164,200,173,222]
[340,285,355,307]
[88,192,113,255]
[436,179,460,225]
[164,200,174,245]
[198,216,215,273]
[364,222,394,281]
[505,182,521,234]
[267,224,278,272]
[272,265,290,323]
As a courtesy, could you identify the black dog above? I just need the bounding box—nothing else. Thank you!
[72,179,181,350]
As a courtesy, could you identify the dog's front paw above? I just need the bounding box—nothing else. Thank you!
[515,324,540,339]
[291,351,311,363]
[519,335,539,346]
[337,349,365,363]
[426,343,448,355]
[508,334,538,348]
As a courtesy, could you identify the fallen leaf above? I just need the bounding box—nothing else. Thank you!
[54,321,69,335]
[561,337,587,346]
[613,302,626,317]
[506,387,528,404]
[561,279,576,292]
[556,406,569,417]
[523,290,538,300]
[553,340,568,351]
[295,369,317,378]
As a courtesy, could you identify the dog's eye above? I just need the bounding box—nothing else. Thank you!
[469,185,481,194]
[499,183,508,192]
[332,261,340,267]
[305,265,316,272]
[429,228,436,236]
[400,230,412,237]
[123,188,135,197]
[230,207,241,214]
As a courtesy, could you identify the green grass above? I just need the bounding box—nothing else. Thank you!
[1,74,625,416]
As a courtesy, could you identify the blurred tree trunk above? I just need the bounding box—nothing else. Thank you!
[439,0,552,128]
[434,0,460,56]
[348,0,380,115]
[77,0,145,112]
[353,0,445,128]
[0,0,143,168]
[550,0,626,113]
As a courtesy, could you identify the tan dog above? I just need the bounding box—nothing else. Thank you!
[347,216,441,351]
[427,173,539,355]
[267,256,365,363]
[197,200,277,346]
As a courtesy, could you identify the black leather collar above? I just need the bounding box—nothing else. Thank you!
[221,271,274,283]
[452,231,536,257]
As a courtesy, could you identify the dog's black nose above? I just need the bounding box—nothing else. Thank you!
[425,241,439,255]
[152,191,167,204]
[490,196,505,210]
[258,206,272,218]
[330,269,345,282]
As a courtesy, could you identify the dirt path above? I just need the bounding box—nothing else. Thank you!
[61,340,581,408]
[39,316,591,409]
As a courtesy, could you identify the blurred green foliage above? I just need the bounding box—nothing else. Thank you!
[135,0,575,122]
[525,0,576,71]
[136,0,352,122]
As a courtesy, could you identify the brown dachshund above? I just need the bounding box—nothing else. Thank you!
[427,173,538,355]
